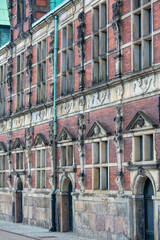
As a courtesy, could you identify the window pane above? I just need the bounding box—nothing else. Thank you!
[42,150,46,168]
[37,150,40,168]
[41,170,45,188]
[37,170,40,188]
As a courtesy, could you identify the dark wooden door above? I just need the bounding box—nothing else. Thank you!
[144,178,154,240]
[68,181,73,231]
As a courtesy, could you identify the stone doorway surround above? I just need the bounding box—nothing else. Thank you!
[59,174,74,232]
[14,174,23,223]
[132,170,157,240]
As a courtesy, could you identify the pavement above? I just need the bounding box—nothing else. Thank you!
[0,220,95,240]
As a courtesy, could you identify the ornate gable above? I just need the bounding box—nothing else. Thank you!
[32,133,48,147]
[56,127,76,143]
[12,138,25,150]
[126,111,158,131]
[86,121,110,138]
[0,142,7,152]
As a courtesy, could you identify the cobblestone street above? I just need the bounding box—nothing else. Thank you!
[0,220,95,240]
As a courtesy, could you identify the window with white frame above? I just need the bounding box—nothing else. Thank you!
[92,2,108,85]
[15,152,24,170]
[133,0,152,71]
[61,144,73,167]
[36,149,46,188]
[61,23,74,96]
[133,133,154,162]
[92,141,109,190]
[0,155,5,188]
[16,53,25,111]
[37,39,47,104]
[0,64,7,117]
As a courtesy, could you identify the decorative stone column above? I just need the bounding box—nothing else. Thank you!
[114,104,124,194]
[7,56,13,116]
[25,127,32,190]
[77,114,85,192]
[26,45,33,109]
[77,11,85,90]
[112,0,122,77]
[7,131,12,189]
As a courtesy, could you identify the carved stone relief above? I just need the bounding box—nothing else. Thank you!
[86,89,110,109]
[133,75,156,96]
[116,85,124,100]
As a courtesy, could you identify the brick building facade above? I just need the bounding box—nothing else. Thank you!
[0,0,160,239]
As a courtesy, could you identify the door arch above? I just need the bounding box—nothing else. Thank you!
[14,175,23,223]
[133,172,155,240]
[60,176,73,232]
[144,178,154,240]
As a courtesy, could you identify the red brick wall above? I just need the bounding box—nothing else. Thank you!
[122,17,131,45]
[153,1,160,31]
[85,144,92,165]
[124,137,132,162]
[109,167,118,190]
[154,33,160,64]
[122,46,131,75]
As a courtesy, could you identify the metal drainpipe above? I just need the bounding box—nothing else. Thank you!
[49,14,58,232]
[50,0,56,10]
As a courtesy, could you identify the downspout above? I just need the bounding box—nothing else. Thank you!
[50,0,56,10]
[50,14,58,232]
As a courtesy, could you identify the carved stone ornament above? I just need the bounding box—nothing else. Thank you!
[49,173,54,188]
[78,172,85,194]
[7,174,12,190]
[26,174,31,190]
[126,111,158,131]
[86,121,110,139]
[77,11,85,90]
[63,100,74,114]
[133,75,156,96]
[56,128,76,143]
[112,0,122,77]
[32,133,48,147]
[0,142,7,152]
[115,172,123,195]
[12,138,25,150]
[77,114,85,192]
[49,121,53,145]
[114,105,124,194]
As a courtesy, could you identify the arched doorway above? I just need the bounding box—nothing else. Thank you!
[60,176,73,232]
[14,175,23,223]
[144,178,154,240]
[133,173,155,240]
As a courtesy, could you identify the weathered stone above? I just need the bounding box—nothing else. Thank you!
[96,214,105,231]
[75,201,84,211]
[84,202,99,213]
[74,212,82,228]
[116,204,128,217]
[115,217,128,236]
[106,214,115,233]
[107,203,117,215]
[89,213,96,229]
[82,212,90,228]
[99,202,108,213]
